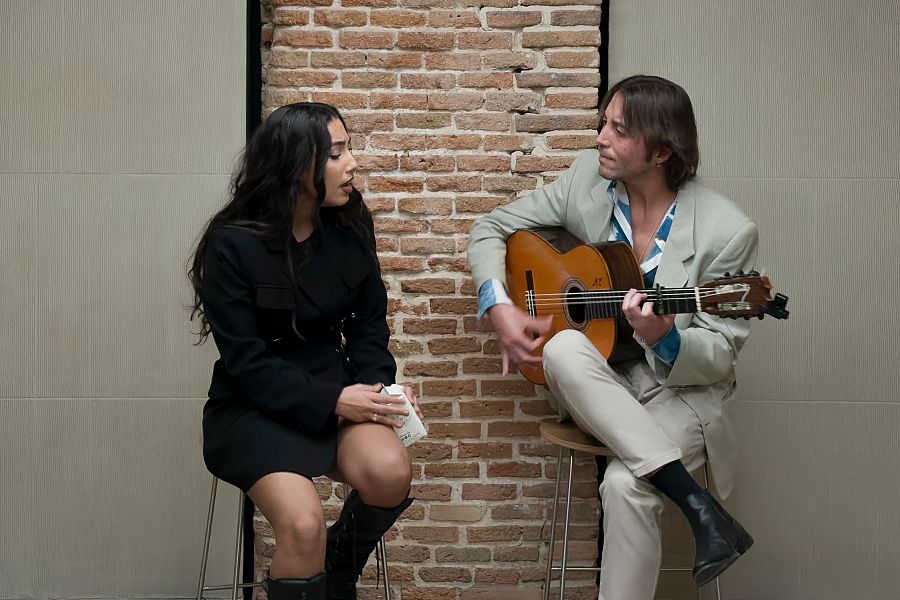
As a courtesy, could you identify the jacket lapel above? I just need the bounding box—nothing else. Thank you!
[579,179,615,243]
[655,184,696,289]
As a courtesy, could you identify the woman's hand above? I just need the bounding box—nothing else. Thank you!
[401,385,424,422]
[334,383,408,427]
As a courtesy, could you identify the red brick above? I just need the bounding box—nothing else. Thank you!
[458,402,513,421]
[456,156,511,172]
[461,357,503,373]
[514,155,576,173]
[515,113,598,132]
[429,9,481,27]
[427,336,481,354]
[403,317,457,334]
[267,69,337,87]
[274,28,334,47]
[379,256,425,272]
[339,30,396,49]
[424,462,481,478]
[467,525,523,542]
[356,155,399,171]
[376,237,398,252]
[410,484,454,501]
[436,546,492,562]
[482,50,540,70]
[481,379,536,397]
[374,217,428,233]
[422,379,477,397]
[487,461,542,477]
[458,442,513,459]
[371,133,481,150]
[493,545,540,561]
[516,71,601,88]
[385,544,431,562]
[371,93,428,109]
[427,93,484,111]
[370,9,427,27]
[461,483,517,500]
[418,566,472,583]
[368,175,423,193]
[399,154,456,170]
[545,91,600,109]
[366,50,423,68]
[342,111,393,132]
[403,360,458,377]
[272,7,311,26]
[455,113,511,132]
[427,422,482,438]
[408,441,453,460]
[483,175,538,192]
[484,91,540,112]
[397,588,457,600]
[398,197,453,214]
[522,29,600,48]
[401,237,455,254]
[546,133,598,149]
[426,175,482,192]
[485,10,542,28]
[519,399,557,415]
[420,400,452,418]
[268,48,310,68]
[398,30,455,50]
[484,134,535,152]
[546,49,600,68]
[517,441,558,458]
[341,0,397,6]
[404,526,459,542]
[313,9,368,27]
[550,9,602,26]
[490,503,546,520]
[431,298,478,315]
[426,52,482,71]
[308,91,368,108]
[458,31,513,50]
[430,219,475,234]
[400,278,455,294]
[487,420,541,437]
[474,568,520,584]
[427,257,470,272]
[401,72,456,90]
[342,70,397,88]
[457,72,515,89]
[396,110,451,129]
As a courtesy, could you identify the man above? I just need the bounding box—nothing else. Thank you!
[467,75,755,599]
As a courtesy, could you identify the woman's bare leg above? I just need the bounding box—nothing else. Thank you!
[331,421,412,506]
[247,472,326,579]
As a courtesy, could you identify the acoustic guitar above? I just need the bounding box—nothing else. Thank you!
[504,228,789,385]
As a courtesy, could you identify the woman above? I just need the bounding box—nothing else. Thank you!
[188,102,422,600]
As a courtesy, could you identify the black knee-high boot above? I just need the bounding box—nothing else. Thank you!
[264,572,327,600]
[325,490,413,600]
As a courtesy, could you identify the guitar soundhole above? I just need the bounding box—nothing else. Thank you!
[566,285,586,325]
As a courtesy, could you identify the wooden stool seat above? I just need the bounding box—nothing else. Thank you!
[539,421,613,456]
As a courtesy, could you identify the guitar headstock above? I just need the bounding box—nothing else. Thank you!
[698,271,789,320]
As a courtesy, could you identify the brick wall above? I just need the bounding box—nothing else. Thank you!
[256,0,603,597]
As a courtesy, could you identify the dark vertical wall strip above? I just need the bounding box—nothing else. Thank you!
[595,1,611,579]
[598,0,611,100]
[246,0,262,141]
[243,3,262,592]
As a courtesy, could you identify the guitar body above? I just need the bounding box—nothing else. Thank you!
[505,228,645,385]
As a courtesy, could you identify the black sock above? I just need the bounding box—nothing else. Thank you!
[647,460,704,513]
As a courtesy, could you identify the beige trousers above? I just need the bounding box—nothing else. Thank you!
[542,330,706,600]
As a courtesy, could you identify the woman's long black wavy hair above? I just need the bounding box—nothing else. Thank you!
[188,102,374,343]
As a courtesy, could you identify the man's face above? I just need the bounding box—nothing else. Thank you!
[595,93,655,182]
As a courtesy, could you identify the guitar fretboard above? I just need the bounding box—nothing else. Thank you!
[525,287,701,319]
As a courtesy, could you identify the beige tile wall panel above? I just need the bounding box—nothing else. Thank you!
[0,173,225,399]
[609,1,900,599]
[0,1,245,175]
[0,0,245,597]
[0,398,241,595]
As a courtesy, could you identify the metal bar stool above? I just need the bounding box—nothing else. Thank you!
[539,421,722,600]
[196,476,263,600]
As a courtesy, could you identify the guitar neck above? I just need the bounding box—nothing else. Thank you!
[527,286,701,320]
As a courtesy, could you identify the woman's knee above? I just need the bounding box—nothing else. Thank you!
[357,449,412,507]
[274,510,327,555]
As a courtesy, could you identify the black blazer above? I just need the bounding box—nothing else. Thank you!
[199,216,396,486]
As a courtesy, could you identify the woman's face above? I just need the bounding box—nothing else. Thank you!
[321,118,358,207]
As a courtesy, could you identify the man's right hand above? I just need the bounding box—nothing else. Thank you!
[487,304,553,375]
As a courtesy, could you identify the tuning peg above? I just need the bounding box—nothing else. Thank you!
[737,269,744,275]
[748,270,759,276]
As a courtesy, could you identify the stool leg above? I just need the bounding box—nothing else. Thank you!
[543,446,565,600]
[378,537,391,600]
[196,477,218,600]
[558,449,575,600]
[232,492,245,600]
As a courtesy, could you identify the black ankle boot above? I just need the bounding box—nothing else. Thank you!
[325,490,413,600]
[683,490,755,586]
[264,572,327,600]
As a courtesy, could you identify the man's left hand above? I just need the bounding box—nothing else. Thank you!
[622,288,675,346]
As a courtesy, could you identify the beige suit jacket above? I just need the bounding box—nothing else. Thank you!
[468,149,759,498]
